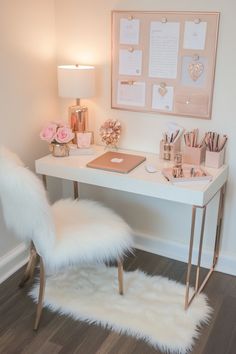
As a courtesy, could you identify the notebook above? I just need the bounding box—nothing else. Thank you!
[87,151,146,174]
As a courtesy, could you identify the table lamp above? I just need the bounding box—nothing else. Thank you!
[57,64,95,145]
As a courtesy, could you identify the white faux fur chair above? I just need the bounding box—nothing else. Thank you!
[0,148,133,330]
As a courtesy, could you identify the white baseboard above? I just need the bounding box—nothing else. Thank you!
[134,232,236,276]
[1,234,235,284]
[0,243,29,284]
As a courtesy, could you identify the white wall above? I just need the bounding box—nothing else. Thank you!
[0,0,60,282]
[55,0,236,274]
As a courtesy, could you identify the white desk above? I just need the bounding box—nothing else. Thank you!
[35,145,228,308]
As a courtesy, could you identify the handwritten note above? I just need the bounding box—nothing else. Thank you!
[120,18,140,45]
[149,22,180,79]
[119,49,142,76]
[117,81,146,107]
[152,85,174,111]
[183,21,207,50]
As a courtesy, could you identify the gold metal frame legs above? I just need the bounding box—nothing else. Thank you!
[19,175,126,330]
[34,257,45,331]
[18,243,44,330]
[73,181,79,199]
[118,260,124,295]
[185,184,226,309]
[42,174,47,189]
[19,242,38,288]
[32,258,124,330]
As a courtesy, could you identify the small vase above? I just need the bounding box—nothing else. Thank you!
[49,143,69,157]
[104,143,118,152]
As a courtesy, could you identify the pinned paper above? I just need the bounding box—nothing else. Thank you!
[152,85,174,111]
[149,21,180,79]
[117,81,146,107]
[120,18,140,45]
[183,21,207,50]
[119,49,142,76]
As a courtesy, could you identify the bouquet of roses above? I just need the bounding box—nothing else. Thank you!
[40,122,74,144]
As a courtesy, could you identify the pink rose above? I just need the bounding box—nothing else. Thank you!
[40,123,57,143]
[55,126,74,143]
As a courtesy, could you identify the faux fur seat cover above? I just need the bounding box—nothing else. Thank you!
[50,199,132,268]
[0,147,133,270]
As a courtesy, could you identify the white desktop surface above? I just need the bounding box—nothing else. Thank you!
[35,145,228,207]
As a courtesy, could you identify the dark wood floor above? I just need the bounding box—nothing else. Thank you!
[1,249,236,354]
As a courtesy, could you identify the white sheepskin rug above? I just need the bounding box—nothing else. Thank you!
[29,266,212,353]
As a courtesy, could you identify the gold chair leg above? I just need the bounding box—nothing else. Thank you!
[73,181,79,199]
[19,243,38,288]
[118,260,124,295]
[34,257,45,331]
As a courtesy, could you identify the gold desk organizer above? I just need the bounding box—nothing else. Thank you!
[160,136,181,161]
[162,166,212,184]
[183,145,206,165]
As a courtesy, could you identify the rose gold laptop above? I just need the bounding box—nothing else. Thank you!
[87,151,146,174]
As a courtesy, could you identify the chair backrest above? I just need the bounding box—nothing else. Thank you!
[0,147,55,258]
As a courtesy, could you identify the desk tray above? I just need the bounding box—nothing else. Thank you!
[162,166,212,184]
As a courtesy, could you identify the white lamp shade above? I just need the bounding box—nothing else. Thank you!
[57,65,95,99]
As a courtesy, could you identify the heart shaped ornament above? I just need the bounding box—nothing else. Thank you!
[188,62,204,81]
[158,83,167,96]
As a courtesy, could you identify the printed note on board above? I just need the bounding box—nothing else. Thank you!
[120,18,140,45]
[117,81,146,107]
[119,49,142,76]
[149,21,180,79]
[183,21,207,50]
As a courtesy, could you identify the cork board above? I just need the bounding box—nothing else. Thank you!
[111,11,220,119]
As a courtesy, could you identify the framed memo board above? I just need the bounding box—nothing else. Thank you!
[111,11,220,119]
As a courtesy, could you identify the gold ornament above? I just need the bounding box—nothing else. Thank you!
[158,82,167,96]
[99,119,122,148]
[188,62,204,81]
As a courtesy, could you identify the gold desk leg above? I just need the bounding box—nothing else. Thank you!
[184,183,226,310]
[213,184,226,267]
[185,206,196,310]
[73,181,79,199]
[195,206,206,292]
[42,174,47,190]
